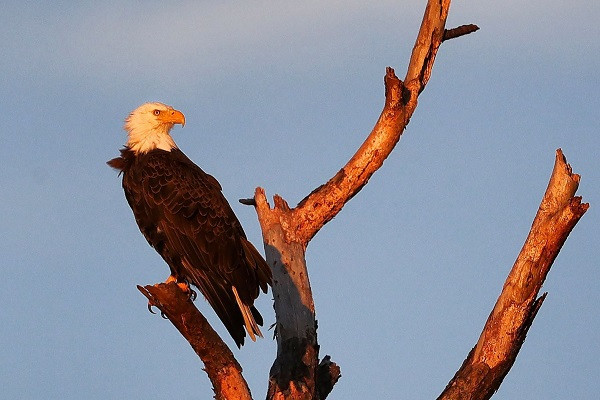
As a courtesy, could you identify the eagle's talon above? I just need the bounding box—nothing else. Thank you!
[189,288,197,301]
[147,302,157,314]
[160,311,168,319]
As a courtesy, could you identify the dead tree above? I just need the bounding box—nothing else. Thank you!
[138,1,588,399]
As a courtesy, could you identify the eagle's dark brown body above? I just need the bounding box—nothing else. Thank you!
[108,147,271,347]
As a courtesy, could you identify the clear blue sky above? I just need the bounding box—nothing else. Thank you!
[1,1,598,399]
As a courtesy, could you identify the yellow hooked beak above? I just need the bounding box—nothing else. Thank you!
[158,108,186,127]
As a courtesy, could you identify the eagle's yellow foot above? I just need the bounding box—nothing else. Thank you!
[145,276,193,318]
[164,275,197,301]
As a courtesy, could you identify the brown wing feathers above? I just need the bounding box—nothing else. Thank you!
[112,148,271,347]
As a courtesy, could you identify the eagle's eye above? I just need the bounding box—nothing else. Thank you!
[153,110,161,116]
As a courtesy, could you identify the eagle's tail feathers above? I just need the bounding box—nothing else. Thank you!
[232,286,263,341]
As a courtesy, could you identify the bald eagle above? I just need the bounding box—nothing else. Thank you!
[108,102,271,347]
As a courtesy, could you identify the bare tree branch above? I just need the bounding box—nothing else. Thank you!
[138,283,252,400]
[443,24,479,42]
[293,68,408,245]
[438,149,589,400]
[406,0,451,91]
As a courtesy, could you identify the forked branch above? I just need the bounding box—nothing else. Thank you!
[251,1,478,399]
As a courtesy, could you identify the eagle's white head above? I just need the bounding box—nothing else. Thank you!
[124,102,186,154]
